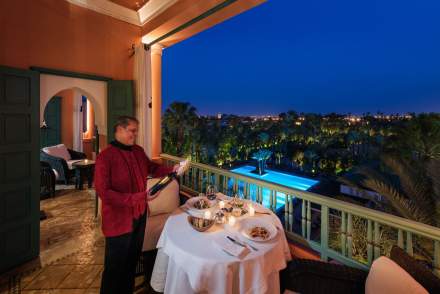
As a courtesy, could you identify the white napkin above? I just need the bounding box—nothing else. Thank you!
[213,237,246,257]
[176,159,190,176]
[254,206,272,214]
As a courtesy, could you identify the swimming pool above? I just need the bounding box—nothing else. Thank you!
[230,165,319,209]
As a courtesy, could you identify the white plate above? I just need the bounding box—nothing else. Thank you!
[239,218,277,242]
[185,196,216,214]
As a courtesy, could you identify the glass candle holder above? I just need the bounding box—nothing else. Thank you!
[206,185,217,200]
[249,205,255,217]
[215,211,226,224]
[228,215,236,227]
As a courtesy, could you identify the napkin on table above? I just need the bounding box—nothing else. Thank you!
[254,207,272,214]
[213,237,246,257]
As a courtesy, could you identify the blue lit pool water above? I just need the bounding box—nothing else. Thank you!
[230,165,319,210]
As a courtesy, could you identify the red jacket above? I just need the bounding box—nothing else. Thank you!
[95,144,172,237]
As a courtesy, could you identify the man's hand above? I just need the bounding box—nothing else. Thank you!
[173,158,190,176]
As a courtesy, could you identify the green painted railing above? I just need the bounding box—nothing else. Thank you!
[161,153,440,275]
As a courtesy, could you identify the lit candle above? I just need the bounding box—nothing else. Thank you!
[219,200,225,209]
[249,205,255,217]
[204,210,212,219]
[228,215,236,226]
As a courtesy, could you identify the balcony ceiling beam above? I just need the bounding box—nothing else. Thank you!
[141,0,266,48]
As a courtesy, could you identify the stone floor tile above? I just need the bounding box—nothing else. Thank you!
[83,288,100,294]
[20,290,53,294]
[55,246,104,266]
[89,269,102,288]
[58,265,102,289]
[21,268,44,288]
[24,265,74,290]
[23,290,86,294]
[49,289,86,294]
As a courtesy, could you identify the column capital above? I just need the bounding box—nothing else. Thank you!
[150,44,163,56]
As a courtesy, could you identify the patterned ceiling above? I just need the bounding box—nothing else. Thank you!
[109,0,149,11]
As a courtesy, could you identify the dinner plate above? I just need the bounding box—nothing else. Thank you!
[185,196,216,214]
[239,218,277,242]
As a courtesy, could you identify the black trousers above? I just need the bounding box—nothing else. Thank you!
[100,213,147,294]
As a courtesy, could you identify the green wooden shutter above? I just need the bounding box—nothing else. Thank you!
[107,80,134,143]
[0,66,40,272]
[40,96,61,148]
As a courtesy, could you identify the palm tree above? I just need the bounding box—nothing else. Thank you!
[342,155,439,226]
[390,114,440,160]
[347,130,361,157]
[252,149,272,175]
[304,149,319,172]
[274,151,283,165]
[427,160,440,221]
[258,132,270,148]
[162,102,198,156]
[291,150,304,169]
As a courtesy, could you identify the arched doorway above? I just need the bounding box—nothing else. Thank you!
[41,88,98,159]
[40,74,108,153]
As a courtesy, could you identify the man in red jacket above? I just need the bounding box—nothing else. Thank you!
[95,116,178,294]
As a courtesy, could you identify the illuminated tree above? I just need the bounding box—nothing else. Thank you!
[252,149,272,175]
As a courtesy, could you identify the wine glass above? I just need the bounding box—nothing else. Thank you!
[206,184,217,201]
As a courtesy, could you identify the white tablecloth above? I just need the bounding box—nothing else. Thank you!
[150,196,292,294]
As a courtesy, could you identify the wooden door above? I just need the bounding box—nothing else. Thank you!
[107,80,134,143]
[0,66,40,272]
[40,96,61,148]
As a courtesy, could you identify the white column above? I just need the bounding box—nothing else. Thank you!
[134,44,153,157]
[151,44,163,159]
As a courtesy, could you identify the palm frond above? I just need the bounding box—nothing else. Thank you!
[427,160,440,201]
[381,156,434,215]
[361,176,434,225]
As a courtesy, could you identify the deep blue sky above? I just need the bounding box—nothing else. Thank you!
[162,0,440,115]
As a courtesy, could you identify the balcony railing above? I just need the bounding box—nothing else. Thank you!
[160,153,440,275]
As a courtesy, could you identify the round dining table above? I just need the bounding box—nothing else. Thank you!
[150,194,292,294]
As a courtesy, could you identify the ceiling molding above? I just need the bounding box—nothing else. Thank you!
[65,0,141,26]
[65,0,178,27]
[138,0,179,25]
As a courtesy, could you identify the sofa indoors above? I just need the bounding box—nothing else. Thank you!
[40,144,86,184]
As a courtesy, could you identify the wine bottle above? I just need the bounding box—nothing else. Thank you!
[148,172,178,196]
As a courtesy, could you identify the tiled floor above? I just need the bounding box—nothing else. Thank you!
[0,187,108,293]
[0,186,159,294]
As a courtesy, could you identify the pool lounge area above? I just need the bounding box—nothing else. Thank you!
[231,165,319,209]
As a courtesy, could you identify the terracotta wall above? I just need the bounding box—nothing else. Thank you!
[0,0,141,80]
[57,89,74,150]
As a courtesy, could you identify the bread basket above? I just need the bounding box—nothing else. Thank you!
[187,215,215,232]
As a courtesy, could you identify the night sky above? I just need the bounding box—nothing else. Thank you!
[162,0,440,115]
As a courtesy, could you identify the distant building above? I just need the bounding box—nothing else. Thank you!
[217,113,222,119]
[249,115,280,121]
[340,184,384,202]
